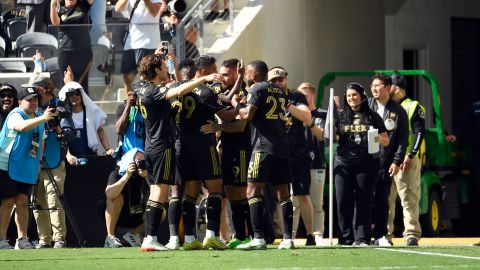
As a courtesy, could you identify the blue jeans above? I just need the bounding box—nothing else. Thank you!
[89,0,107,44]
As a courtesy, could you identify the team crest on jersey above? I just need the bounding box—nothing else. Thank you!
[418,109,425,119]
[159,87,167,94]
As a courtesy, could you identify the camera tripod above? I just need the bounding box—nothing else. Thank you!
[29,160,85,247]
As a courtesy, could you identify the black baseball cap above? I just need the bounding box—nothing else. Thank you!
[391,74,408,90]
[18,85,40,100]
[0,83,18,95]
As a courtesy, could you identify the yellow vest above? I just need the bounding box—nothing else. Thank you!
[401,98,426,158]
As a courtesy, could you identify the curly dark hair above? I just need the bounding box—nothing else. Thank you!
[222,58,239,69]
[138,54,163,81]
[338,82,376,126]
[195,55,216,71]
[248,60,268,80]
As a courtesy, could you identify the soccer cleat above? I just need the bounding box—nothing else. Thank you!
[236,238,267,250]
[182,239,203,251]
[53,240,66,249]
[140,237,169,252]
[373,236,392,247]
[165,240,180,250]
[104,235,123,248]
[14,237,34,249]
[278,239,295,249]
[202,237,227,250]
[406,237,418,246]
[35,241,52,249]
[0,239,13,249]
[226,238,243,249]
[305,234,315,246]
[123,231,142,247]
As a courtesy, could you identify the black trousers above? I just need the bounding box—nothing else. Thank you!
[334,157,378,245]
[58,49,93,95]
[372,168,392,239]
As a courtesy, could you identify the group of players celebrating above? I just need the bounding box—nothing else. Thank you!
[135,53,316,252]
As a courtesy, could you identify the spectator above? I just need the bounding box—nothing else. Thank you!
[31,75,73,249]
[368,74,408,246]
[387,74,426,246]
[160,12,199,60]
[268,67,314,246]
[58,81,114,161]
[115,0,162,95]
[0,83,19,128]
[0,0,15,13]
[17,0,51,33]
[298,82,328,246]
[103,148,148,248]
[204,0,230,22]
[334,83,389,246]
[0,85,55,249]
[50,0,93,94]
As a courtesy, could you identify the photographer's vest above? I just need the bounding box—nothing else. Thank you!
[121,106,145,154]
[401,98,426,158]
[0,108,44,184]
[41,98,62,169]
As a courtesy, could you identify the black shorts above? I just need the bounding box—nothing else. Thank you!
[290,158,311,196]
[0,170,33,199]
[222,148,250,187]
[120,48,156,74]
[145,148,175,185]
[179,136,221,181]
[247,152,291,186]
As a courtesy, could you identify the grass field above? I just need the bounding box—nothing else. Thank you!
[1,245,479,270]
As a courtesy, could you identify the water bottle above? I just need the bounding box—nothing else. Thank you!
[367,126,379,154]
[76,158,88,166]
[34,49,46,72]
[167,58,175,75]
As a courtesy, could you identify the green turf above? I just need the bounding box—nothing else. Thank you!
[0,246,479,270]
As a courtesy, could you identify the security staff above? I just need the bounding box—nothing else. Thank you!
[334,83,389,246]
[368,74,408,246]
[388,74,425,246]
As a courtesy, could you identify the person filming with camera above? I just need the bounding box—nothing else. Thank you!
[102,147,149,248]
[31,75,74,249]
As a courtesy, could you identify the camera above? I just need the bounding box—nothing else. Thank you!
[45,100,72,130]
[167,0,187,13]
[135,159,147,170]
[160,41,169,56]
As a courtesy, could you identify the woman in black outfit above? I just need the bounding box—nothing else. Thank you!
[334,83,389,246]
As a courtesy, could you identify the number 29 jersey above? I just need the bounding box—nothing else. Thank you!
[247,81,289,159]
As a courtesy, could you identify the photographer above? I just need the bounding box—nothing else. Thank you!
[102,148,148,248]
[0,86,55,249]
[31,75,73,249]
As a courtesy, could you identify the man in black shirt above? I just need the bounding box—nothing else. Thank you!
[231,60,293,250]
[369,74,408,246]
[268,67,314,247]
[177,55,237,251]
[135,54,219,252]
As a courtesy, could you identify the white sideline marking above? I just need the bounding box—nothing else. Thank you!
[237,266,476,270]
[377,248,480,260]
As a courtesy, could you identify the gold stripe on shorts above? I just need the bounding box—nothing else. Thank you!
[163,148,171,180]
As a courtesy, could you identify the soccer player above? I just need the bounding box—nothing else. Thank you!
[135,54,219,251]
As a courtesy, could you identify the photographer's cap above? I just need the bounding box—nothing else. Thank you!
[18,85,40,100]
[391,74,408,90]
[268,67,287,81]
[31,75,49,89]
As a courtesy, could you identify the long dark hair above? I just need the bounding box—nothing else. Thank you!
[338,82,376,126]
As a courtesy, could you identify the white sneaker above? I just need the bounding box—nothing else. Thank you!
[278,239,295,249]
[315,236,328,246]
[237,238,267,250]
[14,237,34,249]
[377,236,392,247]
[53,240,66,249]
[0,239,13,249]
[104,235,123,248]
[165,240,180,250]
[123,231,142,247]
[141,237,169,252]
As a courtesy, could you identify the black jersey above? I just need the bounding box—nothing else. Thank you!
[137,82,176,153]
[220,87,251,150]
[336,110,386,161]
[306,108,327,169]
[178,82,225,140]
[247,81,289,159]
[285,89,309,160]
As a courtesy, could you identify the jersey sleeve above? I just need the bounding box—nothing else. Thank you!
[153,86,169,102]
[293,92,308,107]
[372,112,387,133]
[201,88,225,114]
[247,84,262,107]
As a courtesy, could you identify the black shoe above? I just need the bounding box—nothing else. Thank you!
[473,242,480,246]
[406,237,418,246]
[305,234,315,246]
[204,11,219,21]
[214,9,230,22]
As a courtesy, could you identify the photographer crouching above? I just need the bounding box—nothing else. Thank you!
[0,85,56,249]
[32,75,75,249]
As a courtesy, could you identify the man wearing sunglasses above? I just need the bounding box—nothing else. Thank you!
[102,148,149,248]
[0,84,19,129]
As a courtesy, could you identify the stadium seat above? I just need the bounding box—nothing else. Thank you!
[4,17,26,49]
[0,61,26,73]
[0,35,5,57]
[90,35,113,86]
[15,32,58,71]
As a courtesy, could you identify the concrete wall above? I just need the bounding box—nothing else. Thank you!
[219,0,386,105]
